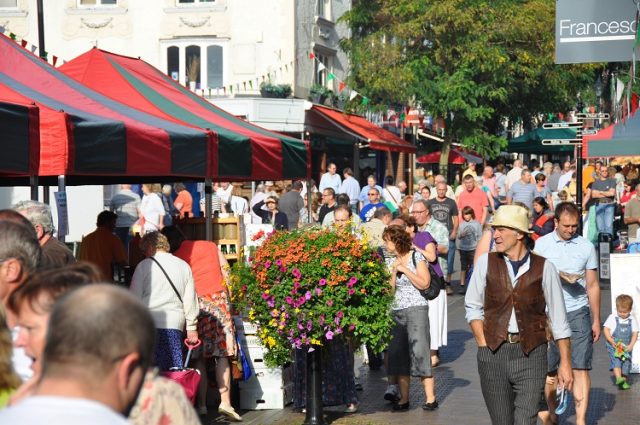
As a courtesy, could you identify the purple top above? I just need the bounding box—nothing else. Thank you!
[412,231,444,277]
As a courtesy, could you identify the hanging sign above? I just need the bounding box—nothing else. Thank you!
[556,0,637,64]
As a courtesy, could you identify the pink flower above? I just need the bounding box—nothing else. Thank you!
[305,291,312,300]
[315,288,322,296]
[292,268,302,278]
[337,311,344,318]
[325,330,334,340]
[285,296,293,304]
[348,324,356,331]
[264,261,271,268]
[319,278,327,286]
[261,292,270,300]
[275,259,283,266]
[327,299,333,307]
[348,288,355,296]
[349,276,358,285]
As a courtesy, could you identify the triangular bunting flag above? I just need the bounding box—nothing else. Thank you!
[361,97,369,106]
[327,72,335,81]
[243,81,247,91]
[349,91,359,101]
[285,64,288,72]
[230,85,233,94]
[309,52,316,60]
[52,55,58,67]
[9,33,16,40]
[317,62,326,73]
[249,80,253,88]
[338,81,346,92]
[21,39,27,48]
[30,45,37,54]
[0,25,5,34]
[223,86,226,95]
[236,83,240,92]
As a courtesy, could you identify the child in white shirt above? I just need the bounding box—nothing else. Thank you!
[603,294,639,390]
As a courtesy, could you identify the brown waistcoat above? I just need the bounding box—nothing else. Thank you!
[484,252,547,354]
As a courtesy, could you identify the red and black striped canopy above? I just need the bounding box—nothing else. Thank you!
[60,48,310,180]
[0,33,216,184]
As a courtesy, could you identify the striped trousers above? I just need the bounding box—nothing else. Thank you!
[477,343,547,425]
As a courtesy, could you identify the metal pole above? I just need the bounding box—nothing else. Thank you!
[304,349,324,425]
[57,175,66,243]
[30,176,38,201]
[204,178,212,241]
[37,0,45,60]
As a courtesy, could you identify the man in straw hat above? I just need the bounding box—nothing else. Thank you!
[535,202,600,425]
[465,205,573,425]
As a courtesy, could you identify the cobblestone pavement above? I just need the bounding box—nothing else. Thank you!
[203,284,639,425]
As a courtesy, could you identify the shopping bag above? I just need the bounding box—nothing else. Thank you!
[160,339,202,404]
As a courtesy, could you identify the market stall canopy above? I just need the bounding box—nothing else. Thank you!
[583,111,640,158]
[417,149,482,164]
[0,100,39,175]
[305,105,416,154]
[0,33,215,185]
[60,48,310,180]
[507,127,576,154]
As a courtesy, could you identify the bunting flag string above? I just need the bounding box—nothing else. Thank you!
[0,24,371,106]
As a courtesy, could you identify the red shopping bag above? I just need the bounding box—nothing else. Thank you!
[160,339,201,404]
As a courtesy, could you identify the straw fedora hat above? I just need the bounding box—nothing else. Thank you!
[489,205,532,234]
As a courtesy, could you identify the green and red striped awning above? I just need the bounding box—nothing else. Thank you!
[0,33,215,184]
[0,100,39,175]
[583,110,640,158]
[60,48,310,180]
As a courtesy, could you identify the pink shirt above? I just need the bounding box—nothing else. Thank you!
[482,176,497,197]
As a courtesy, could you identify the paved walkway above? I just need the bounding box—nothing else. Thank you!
[204,284,639,425]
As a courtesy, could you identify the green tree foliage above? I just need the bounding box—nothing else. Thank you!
[341,0,597,172]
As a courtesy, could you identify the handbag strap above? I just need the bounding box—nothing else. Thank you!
[150,256,182,303]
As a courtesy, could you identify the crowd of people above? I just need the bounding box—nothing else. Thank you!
[0,155,638,424]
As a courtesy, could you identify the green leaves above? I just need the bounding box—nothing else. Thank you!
[341,0,597,160]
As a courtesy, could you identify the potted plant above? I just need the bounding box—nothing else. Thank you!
[309,84,334,105]
[186,56,200,91]
[259,82,292,98]
[229,227,392,424]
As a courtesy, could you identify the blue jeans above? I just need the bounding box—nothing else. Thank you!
[447,238,456,279]
[595,203,614,237]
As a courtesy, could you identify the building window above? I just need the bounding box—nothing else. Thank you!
[0,0,17,7]
[167,46,179,81]
[207,45,223,89]
[185,45,201,85]
[164,42,225,89]
[315,53,330,86]
[78,0,117,6]
[316,0,331,20]
[177,0,215,5]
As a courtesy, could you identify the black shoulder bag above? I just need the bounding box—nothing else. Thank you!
[411,251,443,301]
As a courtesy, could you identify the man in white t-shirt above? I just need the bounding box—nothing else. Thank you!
[504,159,523,194]
[0,285,155,425]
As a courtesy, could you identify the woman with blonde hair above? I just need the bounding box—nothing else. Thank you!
[0,310,20,408]
[130,232,199,370]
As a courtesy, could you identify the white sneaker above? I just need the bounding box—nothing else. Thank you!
[384,385,400,402]
[218,403,242,422]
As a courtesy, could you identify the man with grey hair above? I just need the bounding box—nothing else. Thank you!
[429,175,455,200]
[0,284,155,424]
[13,200,75,269]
